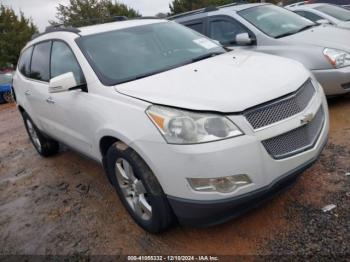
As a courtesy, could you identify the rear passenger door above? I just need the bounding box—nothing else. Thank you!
[26,41,54,131]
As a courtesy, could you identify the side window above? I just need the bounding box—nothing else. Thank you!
[18,46,33,77]
[209,18,250,45]
[51,41,85,85]
[186,22,204,34]
[30,41,51,82]
[295,11,324,22]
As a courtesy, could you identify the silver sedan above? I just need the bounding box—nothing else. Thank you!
[287,3,350,30]
[174,3,350,95]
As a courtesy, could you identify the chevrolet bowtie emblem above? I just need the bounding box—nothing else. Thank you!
[300,113,315,125]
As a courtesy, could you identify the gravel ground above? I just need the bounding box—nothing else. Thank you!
[262,142,350,259]
[0,94,349,258]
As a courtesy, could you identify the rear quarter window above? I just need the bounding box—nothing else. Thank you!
[18,46,33,77]
[30,41,52,82]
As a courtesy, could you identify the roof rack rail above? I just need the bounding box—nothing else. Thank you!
[168,2,242,20]
[168,6,219,20]
[31,25,81,40]
[30,15,159,41]
[217,2,238,9]
[285,1,307,8]
[45,25,81,33]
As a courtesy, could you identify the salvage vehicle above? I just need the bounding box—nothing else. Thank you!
[172,3,350,96]
[13,19,329,233]
[287,3,350,29]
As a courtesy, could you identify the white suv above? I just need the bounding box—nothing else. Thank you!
[13,19,329,233]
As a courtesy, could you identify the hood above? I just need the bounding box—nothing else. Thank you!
[282,25,350,51]
[115,51,310,113]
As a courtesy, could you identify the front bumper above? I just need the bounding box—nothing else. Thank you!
[167,137,327,226]
[312,66,350,96]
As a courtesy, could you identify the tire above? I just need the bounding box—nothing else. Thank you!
[3,91,14,103]
[22,112,59,157]
[106,142,175,233]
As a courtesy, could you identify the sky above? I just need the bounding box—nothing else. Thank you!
[1,0,173,31]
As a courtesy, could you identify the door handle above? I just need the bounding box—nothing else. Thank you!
[25,90,31,96]
[46,97,55,104]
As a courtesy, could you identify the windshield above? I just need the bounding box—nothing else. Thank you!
[238,5,315,38]
[77,21,225,86]
[315,4,350,21]
[0,73,13,85]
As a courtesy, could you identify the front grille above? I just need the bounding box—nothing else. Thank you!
[262,106,325,160]
[244,79,316,129]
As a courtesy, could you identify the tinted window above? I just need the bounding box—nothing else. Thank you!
[30,41,51,81]
[51,41,85,85]
[315,4,350,21]
[239,5,315,38]
[186,22,204,34]
[295,11,324,22]
[77,22,224,86]
[209,19,248,45]
[18,47,33,77]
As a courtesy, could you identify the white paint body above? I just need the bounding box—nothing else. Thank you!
[13,20,329,201]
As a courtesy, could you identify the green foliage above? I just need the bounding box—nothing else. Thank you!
[169,0,281,15]
[52,0,141,27]
[0,5,37,68]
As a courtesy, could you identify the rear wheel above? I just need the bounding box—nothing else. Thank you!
[22,112,59,157]
[106,142,175,233]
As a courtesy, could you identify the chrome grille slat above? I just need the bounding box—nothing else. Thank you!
[262,107,325,159]
[244,79,316,129]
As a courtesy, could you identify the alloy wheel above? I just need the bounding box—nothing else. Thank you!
[115,158,152,221]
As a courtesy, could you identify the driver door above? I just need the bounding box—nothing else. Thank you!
[46,40,94,156]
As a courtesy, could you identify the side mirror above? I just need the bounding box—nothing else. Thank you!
[235,33,253,46]
[49,72,79,93]
[316,19,331,25]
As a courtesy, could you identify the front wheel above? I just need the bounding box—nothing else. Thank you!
[22,112,59,157]
[106,142,175,233]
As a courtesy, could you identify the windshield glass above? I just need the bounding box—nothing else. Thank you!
[238,5,315,38]
[77,21,225,86]
[315,4,350,21]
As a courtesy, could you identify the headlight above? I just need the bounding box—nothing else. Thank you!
[146,105,243,144]
[188,174,252,193]
[323,48,350,68]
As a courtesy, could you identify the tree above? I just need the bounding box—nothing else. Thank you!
[0,5,37,68]
[169,0,281,14]
[51,0,141,27]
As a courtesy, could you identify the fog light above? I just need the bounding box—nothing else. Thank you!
[187,175,252,193]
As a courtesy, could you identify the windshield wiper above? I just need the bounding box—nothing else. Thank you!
[191,52,225,63]
[295,24,316,33]
[275,24,316,38]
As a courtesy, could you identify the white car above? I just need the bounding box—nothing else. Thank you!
[13,19,329,233]
[288,3,350,29]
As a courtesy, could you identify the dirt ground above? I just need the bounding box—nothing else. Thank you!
[0,95,349,257]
